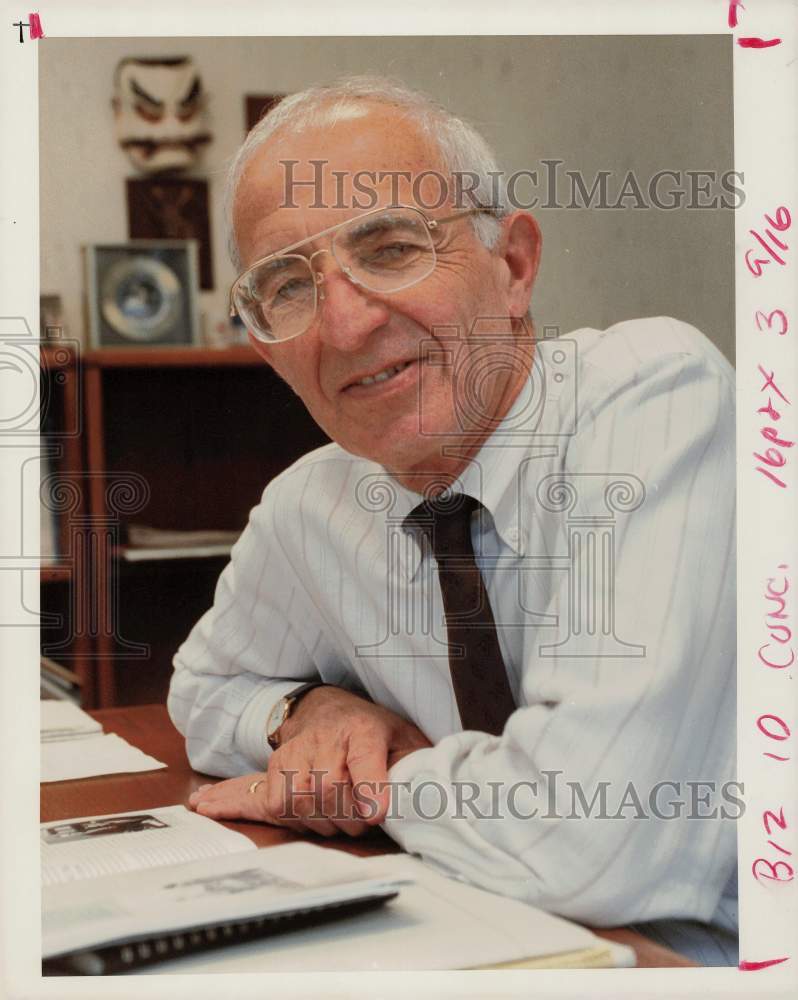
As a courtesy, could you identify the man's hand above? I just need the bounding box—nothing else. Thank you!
[269,685,431,835]
[188,686,431,837]
[188,774,306,831]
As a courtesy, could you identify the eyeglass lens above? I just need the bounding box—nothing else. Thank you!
[235,208,438,342]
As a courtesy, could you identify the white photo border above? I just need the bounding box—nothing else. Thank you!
[1,1,795,998]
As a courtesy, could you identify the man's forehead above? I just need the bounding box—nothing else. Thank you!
[239,107,450,211]
[233,104,450,258]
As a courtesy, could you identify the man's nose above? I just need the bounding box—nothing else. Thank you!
[315,266,391,352]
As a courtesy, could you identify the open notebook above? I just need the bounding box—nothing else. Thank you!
[41,806,634,973]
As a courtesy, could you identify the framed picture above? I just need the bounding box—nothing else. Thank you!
[84,240,200,349]
[126,178,214,290]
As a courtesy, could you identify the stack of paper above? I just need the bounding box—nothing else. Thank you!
[148,852,636,973]
[40,702,102,742]
[40,806,635,973]
[40,701,167,783]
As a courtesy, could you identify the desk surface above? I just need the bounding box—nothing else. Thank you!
[41,703,696,969]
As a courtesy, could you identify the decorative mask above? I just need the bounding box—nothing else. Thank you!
[112,57,212,174]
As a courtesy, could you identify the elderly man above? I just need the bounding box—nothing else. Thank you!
[169,77,737,962]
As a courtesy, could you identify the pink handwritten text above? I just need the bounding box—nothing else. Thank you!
[727,2,782,47]
[758,566,794,672]
[745,207,791,277]
[754,367,793,489]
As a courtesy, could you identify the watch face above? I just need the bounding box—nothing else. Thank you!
[266,698,289,740]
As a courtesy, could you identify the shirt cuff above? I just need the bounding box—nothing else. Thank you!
[234,679,310,770]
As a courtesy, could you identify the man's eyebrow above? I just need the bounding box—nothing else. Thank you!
[262,255,300,271]
[345,213,424,241]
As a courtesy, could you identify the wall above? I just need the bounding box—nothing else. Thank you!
[40,35,735,361]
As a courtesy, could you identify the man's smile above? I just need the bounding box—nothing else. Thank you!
[341,357,420,397]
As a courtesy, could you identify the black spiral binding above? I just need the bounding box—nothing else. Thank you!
[43,891,398,975]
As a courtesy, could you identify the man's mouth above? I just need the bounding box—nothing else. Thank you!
[340,358,418,399]
[353,361,412,387]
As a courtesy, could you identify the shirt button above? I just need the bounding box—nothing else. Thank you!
[508,528,519,540]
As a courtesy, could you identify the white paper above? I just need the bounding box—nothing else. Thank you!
[39,701,102,741]
[136,850,623,972]
[40,805,253,886]
[43,842,406,959]
[40,732,166,783]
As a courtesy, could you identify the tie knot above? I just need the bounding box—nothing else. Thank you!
[406,493,482,559]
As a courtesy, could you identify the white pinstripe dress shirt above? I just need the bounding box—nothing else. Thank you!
[169,317,737,944]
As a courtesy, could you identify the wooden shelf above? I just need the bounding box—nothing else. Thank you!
[44,341,327,709]
[41,564,72,584]
[84,345,260,368]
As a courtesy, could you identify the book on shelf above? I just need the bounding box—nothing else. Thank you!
[41,805,635,974]
[40,659,81,705]
[121,524,241,562]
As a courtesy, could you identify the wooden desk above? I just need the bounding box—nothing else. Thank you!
[41,704,696,969]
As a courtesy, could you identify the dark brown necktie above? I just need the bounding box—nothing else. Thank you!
[408,493,516,735]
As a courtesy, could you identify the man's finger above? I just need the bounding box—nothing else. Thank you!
[188,783,214,807]
[331,781,371,837]
[346,735,391,822]
[266,758,332,825]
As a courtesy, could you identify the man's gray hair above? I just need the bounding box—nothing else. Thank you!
[224,75,510,269]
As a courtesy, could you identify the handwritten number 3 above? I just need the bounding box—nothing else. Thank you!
[756,310,789,336]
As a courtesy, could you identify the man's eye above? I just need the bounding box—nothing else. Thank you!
[268,278,313,307]
[363,242,424,267]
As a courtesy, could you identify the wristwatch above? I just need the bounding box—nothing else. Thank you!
[265,682,324,751]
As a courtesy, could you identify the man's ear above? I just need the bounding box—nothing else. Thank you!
[497,211,542,319]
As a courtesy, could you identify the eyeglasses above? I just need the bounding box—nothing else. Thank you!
[229,205,494,344]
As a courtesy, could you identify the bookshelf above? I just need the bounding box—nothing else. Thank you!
[40,343,92,703]
[41,345,329,708]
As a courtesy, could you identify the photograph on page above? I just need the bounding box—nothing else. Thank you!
[0,1,795,997]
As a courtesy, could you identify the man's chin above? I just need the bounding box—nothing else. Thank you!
[341,430,479,493]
